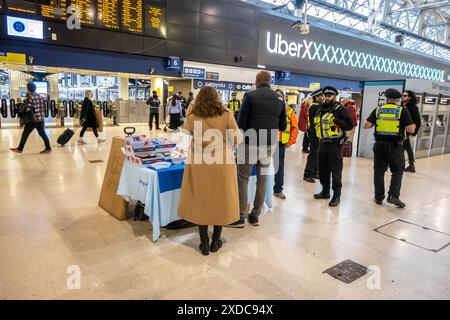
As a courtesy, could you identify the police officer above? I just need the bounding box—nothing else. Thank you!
[228,92,240,119]
[146,90,161,130]
[313,86,354,207]
[364,88,416,208]
[303,88,324,183]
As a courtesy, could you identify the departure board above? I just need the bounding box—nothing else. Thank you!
[97,0,119,29]
[122,0,143,33]
[69,0,95,25]
[144,3,165,38]
[5,0,37,14]
[41,0,67,20]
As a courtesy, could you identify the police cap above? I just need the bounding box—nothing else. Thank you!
[309,88,323,97]
[385,88,402,100]
[231,92,237,96]
[322,86,339,96]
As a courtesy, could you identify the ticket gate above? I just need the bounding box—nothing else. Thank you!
[415,95,437,159]
[430,96,449,156]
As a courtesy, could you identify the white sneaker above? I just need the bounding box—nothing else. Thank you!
[97,138,106,143]
[77,139,87,145]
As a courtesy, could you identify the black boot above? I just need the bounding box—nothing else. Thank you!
[198,226,210,255]
[387,195,406,208]
[314,191,330,199]
[329,195,341,207]
[210,226,223,253]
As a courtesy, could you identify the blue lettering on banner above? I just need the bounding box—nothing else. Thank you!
[139,179,149,188]
[183,67,205,79]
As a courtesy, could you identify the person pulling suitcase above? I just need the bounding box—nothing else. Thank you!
[77,90,105,144]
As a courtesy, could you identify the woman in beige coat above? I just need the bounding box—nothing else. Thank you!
[178,86,243,255]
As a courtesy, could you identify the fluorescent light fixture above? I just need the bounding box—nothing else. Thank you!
[257,65,266,69]
[7,16,43,40]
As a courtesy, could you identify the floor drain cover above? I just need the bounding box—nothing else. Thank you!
[323,259,368,284]
[88,160,104,163]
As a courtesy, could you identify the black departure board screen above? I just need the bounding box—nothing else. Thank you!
[97,0,119,29]
[5,0,38,14]
[122,0,143,33]
[69,0,95,25]
[0,0,4,11]
[41,0,67,20]
[144,2,165,38]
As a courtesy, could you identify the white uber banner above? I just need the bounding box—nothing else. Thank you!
[357,80,405,159]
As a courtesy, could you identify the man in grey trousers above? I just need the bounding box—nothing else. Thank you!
[226,71,287,228]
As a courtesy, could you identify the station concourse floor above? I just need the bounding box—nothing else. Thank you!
[0,125,449,300]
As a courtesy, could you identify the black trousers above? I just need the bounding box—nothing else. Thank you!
[403,136,415,164]
[302,131,310,151]
[149,112,160,129]
[80,126,98,138]
[198,225,222,241]
[18,122,51,151]
[318,141,343,196]
[304,135,319,178]
[274,142,286,193]
[373,141,404,200]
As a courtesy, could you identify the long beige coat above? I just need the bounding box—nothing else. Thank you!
[178,109,243,226]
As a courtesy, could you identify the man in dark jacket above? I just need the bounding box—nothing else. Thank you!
[147,90,161,130]
[227,71,287,228]
[10,82,51,154]
[401,90,421,173]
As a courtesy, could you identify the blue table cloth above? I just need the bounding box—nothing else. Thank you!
[117,162,273,241]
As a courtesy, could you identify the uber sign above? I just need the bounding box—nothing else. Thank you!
[258,17,446,82]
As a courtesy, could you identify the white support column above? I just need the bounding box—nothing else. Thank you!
[119,77,129,100]
[151,77,164,98]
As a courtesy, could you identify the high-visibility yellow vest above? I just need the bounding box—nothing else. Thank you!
[229,100,240,112]
[314,104,343,140]
[375,104,405,138]
[281,108,293,144]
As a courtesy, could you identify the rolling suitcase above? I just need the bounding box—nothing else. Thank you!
[57,128,76,146]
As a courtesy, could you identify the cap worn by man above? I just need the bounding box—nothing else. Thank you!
[310,88,323,97]
[322,86,339,96]
[385,88,402,100]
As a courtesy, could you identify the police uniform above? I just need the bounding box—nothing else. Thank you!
[228,93,241,119]
[366,88,414,208]
[313,86,354,206]
[303,89,322,182]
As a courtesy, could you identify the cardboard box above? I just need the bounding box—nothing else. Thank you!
[98,136,130,220]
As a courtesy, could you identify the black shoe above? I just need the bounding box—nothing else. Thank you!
[313,174,320,180]
[404,164,416,173]
[225,217,245,228]
[210,239,223,253]
[387,195,406,208]
[302,149,310,154]
[314,192,330,199]
[40,148,52,154]
[199,238,210,256]
[274,192,286,199]
[374,198,383,205]
[303,176,315,183]
[156,128,161,130]
[248,213,259,226]
[329,195,340,207]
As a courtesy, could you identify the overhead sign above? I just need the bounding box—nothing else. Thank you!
[276,71,290,80]
[357,80,405,159]
[7,16,44,39]
[258,17,446,82]
[166,56,181,70]
[309,83,320,89]
[183,67,205,79]
[194,80,255,92]
[0,52,26,64]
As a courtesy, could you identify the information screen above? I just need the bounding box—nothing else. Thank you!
[5,0,38,14]
[34,81,49,98]
[97,0,119,29]
[144,2,165,38]
[41,0,66,20]
[122,0,143,33]
[69,0,95,25]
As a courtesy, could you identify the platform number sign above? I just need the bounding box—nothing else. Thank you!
[167,56,181,70]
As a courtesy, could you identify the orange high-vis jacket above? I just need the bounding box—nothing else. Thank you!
[279,107,299,145]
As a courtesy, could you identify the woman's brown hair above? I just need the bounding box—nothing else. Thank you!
[191,86,226,117]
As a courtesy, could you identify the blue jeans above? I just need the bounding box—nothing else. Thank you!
[274,142,286,194]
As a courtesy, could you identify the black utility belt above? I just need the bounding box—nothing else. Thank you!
[320,138,343,144]
[375,140,403,145]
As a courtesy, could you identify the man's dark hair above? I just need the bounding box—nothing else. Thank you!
[189,92,193,97]
[152,90,157,95]
[405,90,417,104]
[27,82,36,93]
